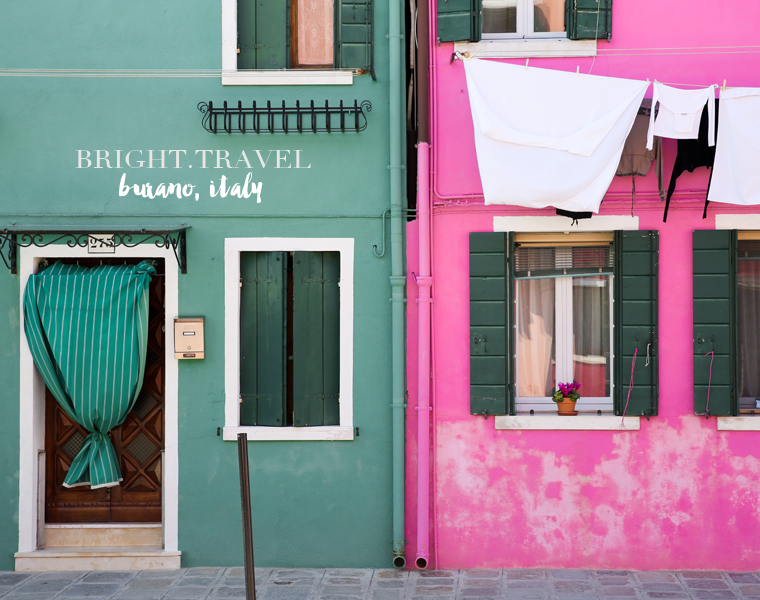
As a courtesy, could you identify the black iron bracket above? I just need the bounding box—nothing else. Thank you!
[198,100,371,134]
[0,228,189,275]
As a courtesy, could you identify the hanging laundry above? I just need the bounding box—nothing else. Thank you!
[616,100,665,204]
[663,100,719,222]
[708,88,760,207]
[463,58,648,213]
[646,82,716,150]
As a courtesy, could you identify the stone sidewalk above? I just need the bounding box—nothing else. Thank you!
[1,568,759,600]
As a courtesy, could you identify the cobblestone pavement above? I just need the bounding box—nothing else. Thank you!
[1,568,759,600]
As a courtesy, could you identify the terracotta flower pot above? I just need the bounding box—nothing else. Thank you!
[556,398,578,415]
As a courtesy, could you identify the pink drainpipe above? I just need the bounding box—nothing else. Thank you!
[416,141,432,569]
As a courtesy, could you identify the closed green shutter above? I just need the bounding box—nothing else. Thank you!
[470,232,513,416]
[293,252,340,426]
[240,252,287,426]
[238,0,289,70]
[613,231,658,417]
[693,230,736,416]
[339,0,373,72]
[566,0,612,41]
[437,0,481,43]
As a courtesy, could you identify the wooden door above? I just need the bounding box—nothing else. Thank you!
[44,258,164,523]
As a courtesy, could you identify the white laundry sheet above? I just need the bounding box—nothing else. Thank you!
[708,88,760,206]
[646,82,716,150]
[464,58,649,212]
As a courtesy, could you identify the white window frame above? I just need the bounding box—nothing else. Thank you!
[515,273,614,413]
[221,0,354,86]
[224,237,355,441]
[481,0,567,41]
[492,214,640,431]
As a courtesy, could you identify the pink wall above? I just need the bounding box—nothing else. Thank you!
[406,0,760,570]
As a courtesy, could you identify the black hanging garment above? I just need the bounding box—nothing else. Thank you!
[556,208,592,225]
[663,99,720,222]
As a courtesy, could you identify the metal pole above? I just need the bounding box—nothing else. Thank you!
[238,433,256,600]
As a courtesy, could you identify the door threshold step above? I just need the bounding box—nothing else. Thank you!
[15,547,181,571]
[44,523,162,548]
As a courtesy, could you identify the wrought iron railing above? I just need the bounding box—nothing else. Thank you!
[198,100,371,134]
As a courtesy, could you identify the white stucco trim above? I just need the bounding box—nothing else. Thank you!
[454,39,597,59]
[222,71,354,86]
[493,215,639,232]
[18,245,180,554]
[223,237,354,441]
[715,215,760,230]
[495,415,640,430]
[717,417,760,431]
[221,0,354,85]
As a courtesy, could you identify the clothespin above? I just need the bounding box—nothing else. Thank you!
[722,79,727,92]
[525,58,529,70]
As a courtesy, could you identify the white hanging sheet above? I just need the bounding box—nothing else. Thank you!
[708,88,760,206]
[464,59,648,213]
[646,82,716,150]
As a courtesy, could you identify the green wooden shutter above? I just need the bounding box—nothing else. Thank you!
[693,230,736,416]
[238,0,289,69]
[566,0,612,41]
[338,0,373,72]
[470,232,513,416]
[240,252,287,426]
[613,231,658,417]
[437,0,481,43]
[293,252,340,427]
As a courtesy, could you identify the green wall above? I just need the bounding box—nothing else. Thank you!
[0,0,398,570]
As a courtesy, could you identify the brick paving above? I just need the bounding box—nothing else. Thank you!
[1,569,760,600]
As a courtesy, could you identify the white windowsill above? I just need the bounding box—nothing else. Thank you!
[222,70,355,86]
[717,417,760,431]
[495,415,640,431]
[223,426,354,441]
[454,39,596,59]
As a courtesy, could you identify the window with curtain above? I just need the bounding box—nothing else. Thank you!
[514,242,613,412]
[737,240,760,411]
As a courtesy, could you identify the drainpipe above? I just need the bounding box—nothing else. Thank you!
[390,0,407,568]
[415,144,431,569]
[415,0,432,570]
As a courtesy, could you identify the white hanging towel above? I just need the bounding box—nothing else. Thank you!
[463,58,648,213]
[707,88,760,206]
[646,82,716,150]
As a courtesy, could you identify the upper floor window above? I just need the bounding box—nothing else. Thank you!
[233,0,373,71]
[482,0,566,39]
[436,0,610,45]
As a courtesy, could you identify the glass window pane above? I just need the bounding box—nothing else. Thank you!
[297,0,334,66]
[572,276,610,397]
[482,0,517,34]
[533,0,565,32]
[738,254,760,404]
[517,278,555,397]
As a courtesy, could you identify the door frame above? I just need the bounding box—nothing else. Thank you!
[17,244,179,553]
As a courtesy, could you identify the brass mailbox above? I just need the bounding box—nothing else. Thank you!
[174,318,205,359]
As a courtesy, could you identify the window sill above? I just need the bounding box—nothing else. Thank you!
[454,39,597,59]
[717,417,760,431]
[222,426,354,441]
[222,70,354,86]
[494,415,640,431]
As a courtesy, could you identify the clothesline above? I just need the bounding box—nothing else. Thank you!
[453,53,737,93]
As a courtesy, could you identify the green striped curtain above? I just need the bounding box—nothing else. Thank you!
[23,261,155,489]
